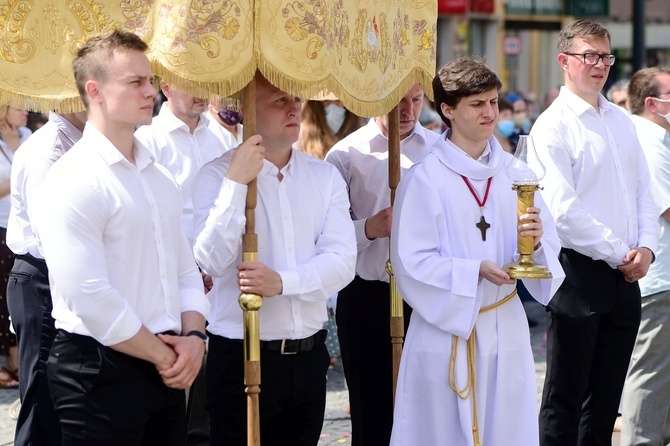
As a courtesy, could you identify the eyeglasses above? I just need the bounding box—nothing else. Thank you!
[564,53,616,66]
[654,92,670,98]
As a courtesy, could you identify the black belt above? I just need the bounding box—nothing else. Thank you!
[260,329,327,355]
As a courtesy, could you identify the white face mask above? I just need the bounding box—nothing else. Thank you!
[653,97,670,125]
[324,103,347,134]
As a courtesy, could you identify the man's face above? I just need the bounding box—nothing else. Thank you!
[441,88,499,146]
[255,76,302,150]
[164,86,207,120]
[650,73,670,130]
[559,37,611,100]
[95,49,156,127]
[611,89,629,109]
[376,83,423,139]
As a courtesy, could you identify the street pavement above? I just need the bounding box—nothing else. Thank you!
[0,300,621,445]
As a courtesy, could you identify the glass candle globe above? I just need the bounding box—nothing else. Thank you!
[506,135,546,185]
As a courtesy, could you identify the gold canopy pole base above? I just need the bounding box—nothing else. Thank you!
[239,251,263,446]
[387,260,404,404]
[503,184,553,279]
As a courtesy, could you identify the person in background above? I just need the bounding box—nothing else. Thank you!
[192,74,356,445]
[607,79,630,110]
[620,66,670,446]
[531,20,659,446]
[6,109,86,445]
[325,83,441,445]
[389,56,563,446]
[207,104,244,151]
[0,106,30,390]
[35,29,209,445]
[135,84,229,247]
[298,99,363,159]
[494,98,514,153]
[26,112,48,133]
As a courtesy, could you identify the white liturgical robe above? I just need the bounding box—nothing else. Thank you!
[390,135,565,446]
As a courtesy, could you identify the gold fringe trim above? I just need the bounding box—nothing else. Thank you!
[257,57,434,118]
[0,88,85,114]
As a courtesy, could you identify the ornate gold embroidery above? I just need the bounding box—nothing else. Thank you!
[282,0,349,60]
[27,3,75,55]
[157,0,241,59]
[68,0,119,53]
[120,0,154,38]
[0,0,35,63]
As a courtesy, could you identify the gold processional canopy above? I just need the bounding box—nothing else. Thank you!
[0,0,437,117]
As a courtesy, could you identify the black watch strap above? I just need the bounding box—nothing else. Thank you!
[185,330,208,342]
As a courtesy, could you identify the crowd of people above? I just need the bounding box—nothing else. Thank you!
[0,17,668,446]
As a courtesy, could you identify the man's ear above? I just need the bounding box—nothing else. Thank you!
[162,84,171,99]
[557,53,569,71]
[84,79,102,105]
[440,102,453,120]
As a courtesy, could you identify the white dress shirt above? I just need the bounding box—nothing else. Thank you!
[0,126,32,228]
[325,120,440,282]
[192,149,356,340]
[530,87,659,268]
[34,124,209,346]
[207,117,243,151]
[632,114,670,297]
[7,113,82,257]
[135,104,228,245]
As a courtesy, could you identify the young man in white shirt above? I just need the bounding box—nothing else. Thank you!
[135,85,229,246]
[620,67,670,446]
[530,19,660,446]
[135,83,228,444]
[6,110,85,446]
[34,30,210,445]
[192,74,356,445]
[324,83,440,445]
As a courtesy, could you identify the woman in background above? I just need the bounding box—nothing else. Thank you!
[298,99,363,159]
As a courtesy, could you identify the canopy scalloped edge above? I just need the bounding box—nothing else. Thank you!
[259,58,435,118]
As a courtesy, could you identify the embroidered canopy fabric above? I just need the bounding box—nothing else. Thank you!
[0,0,437,116]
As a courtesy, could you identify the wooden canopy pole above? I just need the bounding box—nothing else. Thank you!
[238,76,262,446]
[386,105,404,403]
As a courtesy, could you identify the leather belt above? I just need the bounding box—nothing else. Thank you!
[260,329,327,355]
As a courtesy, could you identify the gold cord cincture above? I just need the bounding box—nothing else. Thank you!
[448,289,518,446]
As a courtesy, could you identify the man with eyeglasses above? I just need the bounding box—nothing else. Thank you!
[620,67,670,446]
[528,19,660,446]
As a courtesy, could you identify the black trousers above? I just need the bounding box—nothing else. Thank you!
[539,249,641,446]
[206,333,330,446]
[47,330,186,446]
[336,277,411,446]
[6,254,61,446]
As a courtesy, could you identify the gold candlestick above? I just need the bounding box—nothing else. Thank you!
[502,135,552,279]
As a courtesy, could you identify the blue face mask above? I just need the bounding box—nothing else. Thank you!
[497,120,515,138]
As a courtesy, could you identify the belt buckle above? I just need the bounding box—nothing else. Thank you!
[280,339,298,355]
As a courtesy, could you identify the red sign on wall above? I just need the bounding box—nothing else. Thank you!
[471,0,494,13]
[438,0,468,14]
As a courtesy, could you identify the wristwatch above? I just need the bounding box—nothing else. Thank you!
[185,330,208,342]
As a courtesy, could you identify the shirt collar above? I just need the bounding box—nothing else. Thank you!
[433,131,506,180]
[157,102,208,134]
[632,114,670,145]
[49,112,84,143]
[259,149,296,178]
[558,86,611,117]
[365,119,427,152]
[83,123,155,170]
